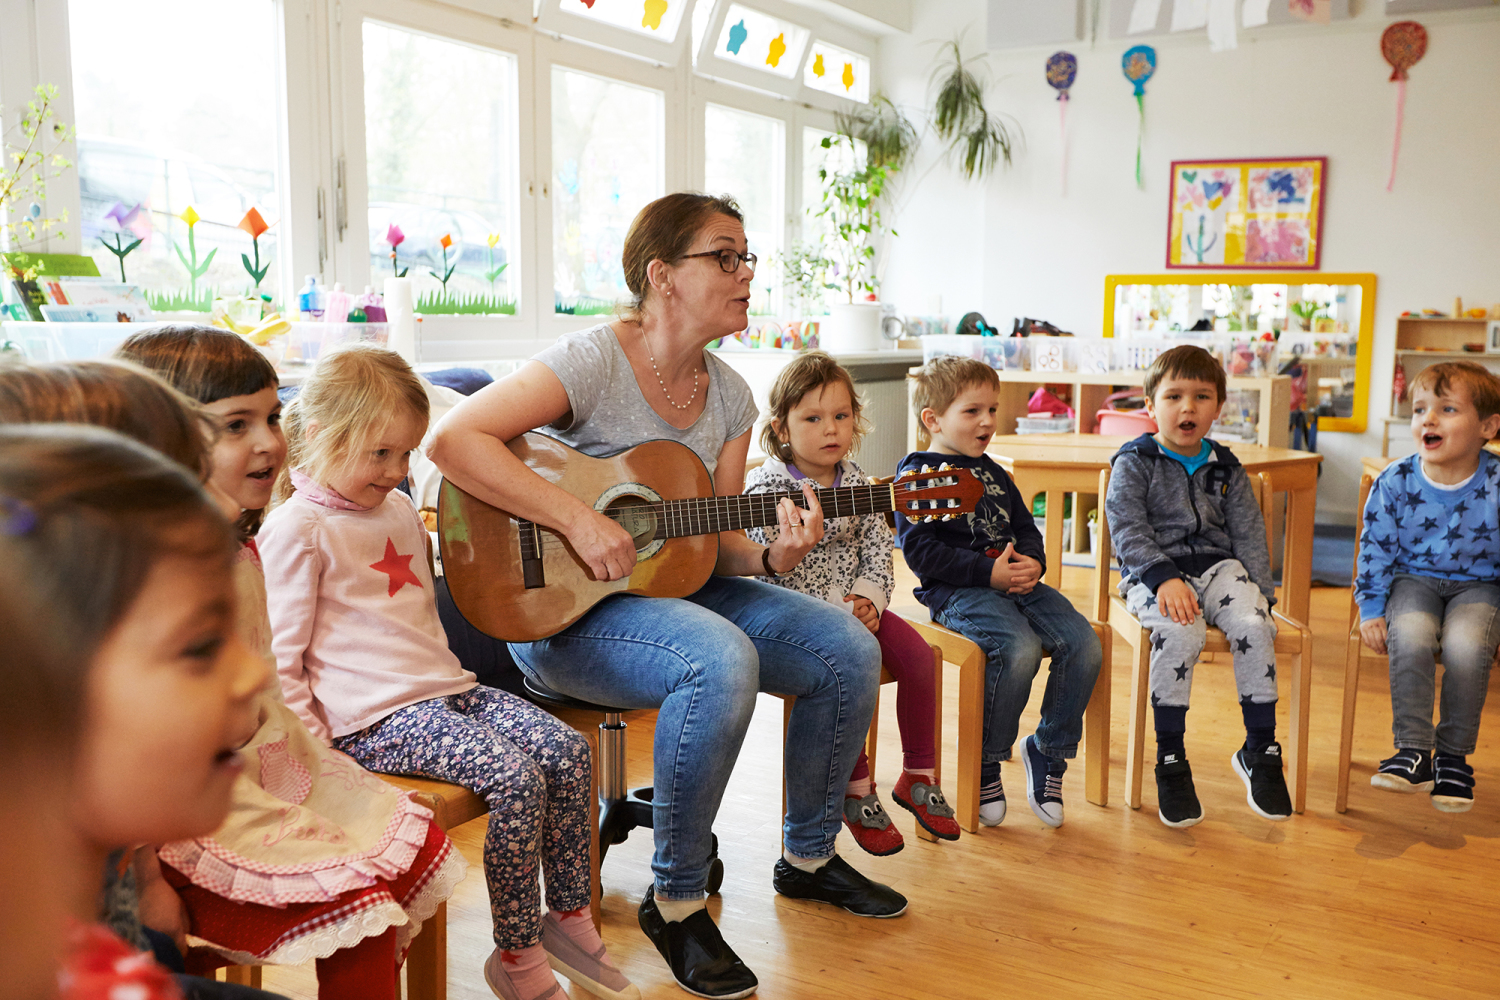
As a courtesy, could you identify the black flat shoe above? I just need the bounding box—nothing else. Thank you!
[771,855,908,918]
[638,886,758,999]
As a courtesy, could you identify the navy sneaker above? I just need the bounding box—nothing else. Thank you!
[1022,735,1065,828]
[1155,754,1204,828]
[1231,742,1292,821]
[1432,755,1475,813]
[1370,748,1434,793]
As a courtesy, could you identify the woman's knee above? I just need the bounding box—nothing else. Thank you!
[684,627,760,718]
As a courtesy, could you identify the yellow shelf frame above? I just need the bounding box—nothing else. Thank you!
[1102,272,1377,434]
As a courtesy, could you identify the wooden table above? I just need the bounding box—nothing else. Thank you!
[987,434,1324,623]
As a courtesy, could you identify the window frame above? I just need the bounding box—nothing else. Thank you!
[8,0,878,359]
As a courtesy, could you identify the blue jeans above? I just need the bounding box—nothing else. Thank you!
[508,575,880,899]
[936,583,1102,763]
[1386,573,1500,756]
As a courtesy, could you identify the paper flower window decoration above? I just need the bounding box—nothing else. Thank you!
[238,208,272,289]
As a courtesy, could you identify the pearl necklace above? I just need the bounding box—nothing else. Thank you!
[642,327,702,411]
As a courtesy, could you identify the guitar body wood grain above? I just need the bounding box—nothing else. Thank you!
[438,433,718,642]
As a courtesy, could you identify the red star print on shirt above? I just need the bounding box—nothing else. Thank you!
[370,537,423,597]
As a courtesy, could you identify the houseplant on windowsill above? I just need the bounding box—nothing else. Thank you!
[815,134,895,353]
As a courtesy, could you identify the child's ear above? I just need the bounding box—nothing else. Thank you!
[771,417,786,442]
[1482,413,1500,442]
[304,419,319,442]
[920,407,940,433]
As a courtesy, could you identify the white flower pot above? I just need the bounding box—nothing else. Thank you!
[822,302,885,354]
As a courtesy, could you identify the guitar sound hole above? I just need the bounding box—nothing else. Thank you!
[606,495,659,551]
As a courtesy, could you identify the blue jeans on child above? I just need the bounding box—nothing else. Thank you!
[508,575,881,900]
[1386,573,1500,757]
[935,582,1102,763]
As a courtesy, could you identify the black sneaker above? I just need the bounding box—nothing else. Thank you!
[1370,748,1434,793]
[1432,755,1475,813]
[771,855,907,918]
[1155,755,1204,828]
[1231,742,1293,821]
[1022,735,1065,828]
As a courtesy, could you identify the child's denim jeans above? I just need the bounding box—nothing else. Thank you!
[935,583,1102,762]
[1386,573,1500,756]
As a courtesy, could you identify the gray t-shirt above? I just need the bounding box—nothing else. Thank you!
[532,323,758,477]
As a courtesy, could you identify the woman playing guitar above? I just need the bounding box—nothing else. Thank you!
[430,193,905,1000]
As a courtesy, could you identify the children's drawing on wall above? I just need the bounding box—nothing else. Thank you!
[1167,157,1325,269]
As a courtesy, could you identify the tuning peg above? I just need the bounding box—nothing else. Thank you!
[905,512,918,523]
[938,462,952,471]
[942,513,954,521]
[920,464,933,473]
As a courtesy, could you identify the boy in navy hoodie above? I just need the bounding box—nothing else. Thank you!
[1105,345,1288,829]
[897,357,1102,829]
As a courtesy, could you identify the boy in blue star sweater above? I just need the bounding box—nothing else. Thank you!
[897,358,1102,830]
[1356,361,1500,813]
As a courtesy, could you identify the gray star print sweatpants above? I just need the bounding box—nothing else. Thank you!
[1123,558,1279,708]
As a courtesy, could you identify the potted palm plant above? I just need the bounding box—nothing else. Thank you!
[814,134,895,353]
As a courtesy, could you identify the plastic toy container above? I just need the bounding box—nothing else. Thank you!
[1015,414,1075,434]
[921,334,984,364]
[288,322,390,363]
[1027,337,1071,373]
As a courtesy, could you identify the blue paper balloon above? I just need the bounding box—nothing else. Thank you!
[1046,51,1078,98]
[1122,45,1156,96]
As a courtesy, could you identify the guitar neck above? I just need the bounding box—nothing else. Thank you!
[643,484,897,540]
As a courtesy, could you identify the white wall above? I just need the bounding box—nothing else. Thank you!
[878,1,1500,523]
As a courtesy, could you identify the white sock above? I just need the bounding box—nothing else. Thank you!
[783,849,832,873]
[846,776,873,797]
[904,768,937,784]
[653,893,707,923]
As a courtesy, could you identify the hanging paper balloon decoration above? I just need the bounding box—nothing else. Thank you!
[1121,45,1156,190]
[1381,20,1427,192]
[1046,51,1078,195]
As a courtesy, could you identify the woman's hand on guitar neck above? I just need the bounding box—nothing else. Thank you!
[765,482,824,575]
[566,506,639,583]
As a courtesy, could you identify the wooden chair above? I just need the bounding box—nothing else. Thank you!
[1091,469,1315,814]
[218,775,495,1000]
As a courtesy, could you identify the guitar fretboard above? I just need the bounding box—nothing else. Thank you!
[609,483,897,540]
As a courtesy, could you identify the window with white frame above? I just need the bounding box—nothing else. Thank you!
[704,103,783,316]
[557,0,689,42]
[67,0,284,311]
[551,66,665,316]
[712,4,810,80]
[19,0,879,355]
[803,39,870,104]
[361,21,521,314]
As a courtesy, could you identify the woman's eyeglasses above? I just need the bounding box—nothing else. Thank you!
[679,248,757,273]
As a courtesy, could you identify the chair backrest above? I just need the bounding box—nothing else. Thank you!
[1092,465,1274,623]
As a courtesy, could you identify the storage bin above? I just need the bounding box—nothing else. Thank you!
[1015,414,1075,434]
[921,334,983,364]
[1027,337,1070,373]
[1073,339,1113,373]
[289,322,390,362]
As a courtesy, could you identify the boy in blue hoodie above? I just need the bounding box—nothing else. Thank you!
[1356,361,1500,813]
[1105,345,1288,828]
[897,358,1102,829]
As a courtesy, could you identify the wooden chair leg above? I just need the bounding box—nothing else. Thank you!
[1286,630,1312,814]
[954,643,984,833]
[1125,627,1152,811]
[1084,623,1111,807]
[404,901,446,1000]
[1337,633,1364,814]
[864,690,880,780]
[222,966,262,988]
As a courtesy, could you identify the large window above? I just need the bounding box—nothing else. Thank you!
[68,0,283,310]
[362,22,520,314]
[704,104,783,315]
[551,67,664,315]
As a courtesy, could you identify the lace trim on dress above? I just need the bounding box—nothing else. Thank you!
[186,841,468,967]
[157,797,436,906]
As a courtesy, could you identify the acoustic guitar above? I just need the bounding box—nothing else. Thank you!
[438,432,984,642]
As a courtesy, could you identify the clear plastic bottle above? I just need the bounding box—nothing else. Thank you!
[297,276,324,320]
[357,285,387,323]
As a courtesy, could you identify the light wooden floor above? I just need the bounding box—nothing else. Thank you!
[259,561,1500,1000]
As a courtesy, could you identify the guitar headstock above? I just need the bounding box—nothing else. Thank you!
[893,464,985,522]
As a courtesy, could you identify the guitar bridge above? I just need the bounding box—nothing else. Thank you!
[518,519,546,589]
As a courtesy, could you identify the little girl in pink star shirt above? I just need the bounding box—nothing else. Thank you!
[257,345,635,1000]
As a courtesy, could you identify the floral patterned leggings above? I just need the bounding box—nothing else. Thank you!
[334,687,592,950]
